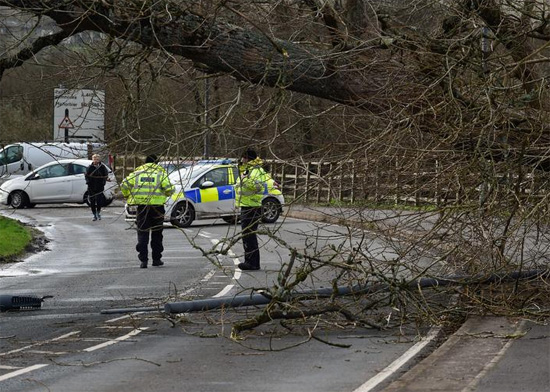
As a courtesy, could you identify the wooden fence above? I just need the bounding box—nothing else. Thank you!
[112,155,550,206]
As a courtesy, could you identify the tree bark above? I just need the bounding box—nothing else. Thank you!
[0,0,421,113]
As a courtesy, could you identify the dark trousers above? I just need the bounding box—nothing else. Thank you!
[240,207,262,268]
[88,190,104,215]
[136,205,165,262]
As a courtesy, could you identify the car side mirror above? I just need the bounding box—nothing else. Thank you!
[27,173,39,180]
[200,180,214,188]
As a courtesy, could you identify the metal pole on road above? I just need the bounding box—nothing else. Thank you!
[99,269,550,315]
[163,269,550,313]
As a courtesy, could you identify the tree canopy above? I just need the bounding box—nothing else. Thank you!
[1,0,549,166]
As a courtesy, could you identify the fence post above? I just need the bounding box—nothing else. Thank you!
[305,162,311,202]
[317,162,322,204]
[338,163,343,201]
[394,156,399,204]
[280,162,286,195]
[434,159,441,207]
[293,164,298,200]
[415,158,419,206]
[374,159,379,202]
[456,173,460,203]
[327,162,333,203]
[350,160,356,203]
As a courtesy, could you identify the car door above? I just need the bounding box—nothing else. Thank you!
[68,163,88,202]
[28,163,72,202]
[0,145,25,177]
[229,165,239,209]
[191,166,234,215]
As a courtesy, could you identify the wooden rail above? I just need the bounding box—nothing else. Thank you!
[112,155,550,206]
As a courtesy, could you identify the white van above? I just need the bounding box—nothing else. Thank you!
[0,142,110,180]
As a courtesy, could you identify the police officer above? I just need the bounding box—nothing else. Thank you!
[121,154,174,268]
[235,148,268,271]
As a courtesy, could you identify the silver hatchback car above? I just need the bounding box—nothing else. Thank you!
[0,159,116,209]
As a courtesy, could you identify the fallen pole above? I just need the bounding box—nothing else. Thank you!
[99,269,549,315]
[164,292,272,313]
[163,269,550,314]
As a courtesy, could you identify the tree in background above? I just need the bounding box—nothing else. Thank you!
[1,0,550,336]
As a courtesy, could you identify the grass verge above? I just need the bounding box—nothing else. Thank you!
[0,216,32,262]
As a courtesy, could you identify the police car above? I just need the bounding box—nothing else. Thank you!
[125,161,284,227]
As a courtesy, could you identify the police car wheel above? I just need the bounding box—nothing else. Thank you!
[262,198,281,223]
[170,202,195,228]
[222,216,238,224]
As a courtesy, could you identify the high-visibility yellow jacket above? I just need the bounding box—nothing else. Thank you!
[121,163,174,205]
[235,158,268,208]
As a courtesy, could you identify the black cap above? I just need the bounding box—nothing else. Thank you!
[242,149,257,160]
[146,154,158,164]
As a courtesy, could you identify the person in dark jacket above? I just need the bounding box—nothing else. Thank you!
[85,154,109,221]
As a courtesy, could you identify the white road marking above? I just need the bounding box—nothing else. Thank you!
[0,365,21,370]
[213,285,234,297]
[0,331,80,356]
[353,327,441,392]
[179,287,196,297]
[233,259,241,280]
[0,364,49,382]
[106,313,145,323]
[83,328,148,352]
[226,248,242,279]
[201,270,217,282]
[25,350,69,355]
[208,239,241,292]
[97,326,136,329]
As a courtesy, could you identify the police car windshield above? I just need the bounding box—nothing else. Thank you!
[168,164,222,186]
[169,166,191,180]
[168,165,208,185]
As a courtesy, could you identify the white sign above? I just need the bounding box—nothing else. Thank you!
[53,88,105,142]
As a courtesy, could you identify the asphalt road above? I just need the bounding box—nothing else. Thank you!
[4,203,546,391]
[0,202,428,392]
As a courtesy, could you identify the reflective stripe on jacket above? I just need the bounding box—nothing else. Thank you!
[121,163,174,205]
[235,159,268,208]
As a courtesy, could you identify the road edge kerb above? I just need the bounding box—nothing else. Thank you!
[285,207,350,226]
[283,204,391,229]
[380,316,523,392]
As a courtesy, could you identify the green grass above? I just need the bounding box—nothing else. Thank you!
[0,216,32,259]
